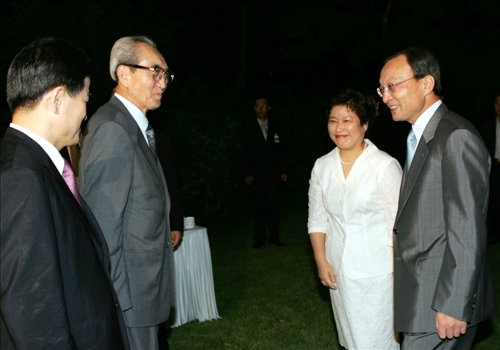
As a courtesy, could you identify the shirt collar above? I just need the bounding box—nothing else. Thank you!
[257,118,268,127]
[412,99,442,143]
[114,93,150,142]
[10,123,65,175]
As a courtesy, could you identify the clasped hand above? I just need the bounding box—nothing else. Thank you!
[436,311,467,339]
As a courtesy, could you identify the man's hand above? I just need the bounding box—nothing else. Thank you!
[244,176,254,185]
[171,230,182,248]
[436,311,467,339]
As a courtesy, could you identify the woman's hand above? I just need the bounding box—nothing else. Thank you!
[316,258,337,290]
[309,232,337,290]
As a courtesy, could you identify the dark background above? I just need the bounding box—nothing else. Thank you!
[1,0,499,229]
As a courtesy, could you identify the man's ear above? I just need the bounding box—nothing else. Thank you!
[422,75,436,95]
[42,86,65,115]
[116,65,130,88]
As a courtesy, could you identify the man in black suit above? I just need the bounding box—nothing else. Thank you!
[155,128,184,240]
[155,128,183,349]
[241,97,289,248]
[480,94,500,244]
[1,38,127,349]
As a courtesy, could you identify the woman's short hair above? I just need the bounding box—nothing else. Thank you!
[327,89,377,128]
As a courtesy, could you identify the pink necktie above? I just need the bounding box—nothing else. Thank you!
[62,159,82,207]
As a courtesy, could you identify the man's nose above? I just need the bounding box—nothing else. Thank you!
[381,89,392,103]
[157,75,168,89]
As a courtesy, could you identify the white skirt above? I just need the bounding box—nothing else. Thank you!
[329,271,399,350]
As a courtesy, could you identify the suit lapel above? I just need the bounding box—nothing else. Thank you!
[396,104,448,221]
[137,127,165,195]
[110,97,166,197]
[4,128,101,241]
[330,149,345,183]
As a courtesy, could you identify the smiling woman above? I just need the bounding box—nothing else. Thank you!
[308,89,402,349]
[327,91,374,177]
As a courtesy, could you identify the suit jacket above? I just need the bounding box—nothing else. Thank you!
[308,140,402,280]
[79,96,174,327]
[155,129,184,232]
[1,128,126,349]
[393,103,497,332]
[241,118,288,182]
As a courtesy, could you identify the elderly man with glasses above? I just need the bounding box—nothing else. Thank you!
[379,47,496,349]
[79,36,179,350]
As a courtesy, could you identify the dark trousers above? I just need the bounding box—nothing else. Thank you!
[487,160,500,242]
[250,179,281,244]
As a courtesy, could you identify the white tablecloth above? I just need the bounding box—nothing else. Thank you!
[171,226,221,327]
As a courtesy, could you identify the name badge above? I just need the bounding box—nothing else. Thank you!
[274,133,280,143]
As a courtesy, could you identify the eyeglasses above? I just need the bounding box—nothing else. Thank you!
[123,64,174,84]
[376,76,415,97]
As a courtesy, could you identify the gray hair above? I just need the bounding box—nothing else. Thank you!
[109,35,157,82]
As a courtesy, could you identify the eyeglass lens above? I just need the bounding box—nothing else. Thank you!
[154,68,173,83]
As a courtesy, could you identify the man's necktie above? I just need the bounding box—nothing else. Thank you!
[261,124,268,141]
[406,129,417,172]
[146,123,157,158]
[62,159,82,207]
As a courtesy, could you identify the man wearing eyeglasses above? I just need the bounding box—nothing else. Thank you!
[379,47,496,349]
[79,36,179,350]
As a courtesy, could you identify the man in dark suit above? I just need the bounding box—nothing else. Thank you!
[155,128,184,240]
[241,97,289,248]
[480,94,500,244]
[154,128,184,348]
[79,36,179,350]
[1,38,127,349]
[379,47,496,349]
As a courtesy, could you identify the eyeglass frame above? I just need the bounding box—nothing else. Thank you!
[376,76,415,97]
[122,64,174,84]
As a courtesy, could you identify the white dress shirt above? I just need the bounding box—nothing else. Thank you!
[114,93,151,146]
[412,99,442,144]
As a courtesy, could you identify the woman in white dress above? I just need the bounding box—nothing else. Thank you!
[308,90,402,349]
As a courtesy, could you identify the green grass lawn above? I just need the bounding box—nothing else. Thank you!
[167,208,500,349]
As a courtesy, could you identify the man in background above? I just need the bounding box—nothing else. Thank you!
[379,47,496,349]
[79,35,179,349]
[480,94,500,244]
[1,37,126,349]
[241,97,289,248]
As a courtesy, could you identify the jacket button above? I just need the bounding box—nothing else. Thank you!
[393,229,398,234]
